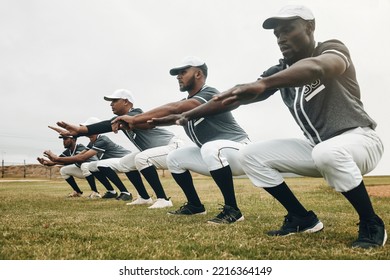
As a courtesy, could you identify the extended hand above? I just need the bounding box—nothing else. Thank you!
[37,157,52,166]
[37,157,46,165]
[111,115,133,132]
[43,150,57,161]
[53,121,80,136]
[214,81,264,105]
[48,126,69,135]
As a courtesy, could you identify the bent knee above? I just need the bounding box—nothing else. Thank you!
[312,145,347,169]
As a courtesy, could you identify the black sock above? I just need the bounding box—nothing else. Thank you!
[85,175,98,192]
[98,166,129,193]
[171,170,202,207]
[65,176,83,194]
[125,170,150,199]
[91,171,114,192]
[210,166,239,210]
[342,180,376,221]
[140,166,167,199]
[264,181,308,217]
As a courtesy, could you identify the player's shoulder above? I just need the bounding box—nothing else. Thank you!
[262,59,285,78]
[97,134,109,140]
[201,85,220,94]
[127,108,143,116]
[192,85,220,103]
[77,143,86,149]
[318,39,346,47]
[315,39,350,55]
[75,143,87,153]
[94,134,111,143]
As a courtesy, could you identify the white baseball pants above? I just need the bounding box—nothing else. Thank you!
[60,162,92,179]
[167,138,250,176]
[96,136,184,173]
[239,127,383,192]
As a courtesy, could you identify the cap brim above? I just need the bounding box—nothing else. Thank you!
[169,65,191,76]
[103,96,120,101]
[262,16,300,29]
[59,136,76,139]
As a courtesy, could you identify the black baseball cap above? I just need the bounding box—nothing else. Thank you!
[59,135,77,139]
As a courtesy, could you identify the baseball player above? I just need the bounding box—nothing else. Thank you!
[37,135,98,197]
[46,117,132,199]
[53,89,184,208]
[172,5,386,248]
[113,56,250,224]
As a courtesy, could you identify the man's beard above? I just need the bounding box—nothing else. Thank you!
[180,76,196,92]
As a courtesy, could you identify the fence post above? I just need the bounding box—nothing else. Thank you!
[1,159,4,178]
[24,160,26,178]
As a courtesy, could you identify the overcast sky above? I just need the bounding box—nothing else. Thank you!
[1,0,389,176]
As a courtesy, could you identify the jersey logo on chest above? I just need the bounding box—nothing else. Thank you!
[303,79,325,101]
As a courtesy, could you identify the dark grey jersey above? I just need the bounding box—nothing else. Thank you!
[86,135,130,159]
[116,108,175,151]
[184,85,249,147]
[86,108,175,152]
[260,40,377,144]
[60,143,97,167]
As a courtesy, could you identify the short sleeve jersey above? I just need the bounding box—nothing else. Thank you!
[113,108,175,151]
[185,85,249,147]
[60,143,97,167]
[86,135,131,159]
[259,39,377,145]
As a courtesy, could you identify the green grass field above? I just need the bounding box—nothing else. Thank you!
[1,175,389,260]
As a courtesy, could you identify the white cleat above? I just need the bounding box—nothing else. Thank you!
[148,198,173,209]
[126,196,154,206]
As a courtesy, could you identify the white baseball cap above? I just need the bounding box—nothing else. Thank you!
[262,5,315,29]
[169,56,207,76]
[104,89,135,103]
[80,117,101,126]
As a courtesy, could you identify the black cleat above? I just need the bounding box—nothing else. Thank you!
[267,210,324,236]
[102,192,118,199]
[207,205,244,224]
[352,215,387,249]
[168,203,207,215]
[116,193,132,201]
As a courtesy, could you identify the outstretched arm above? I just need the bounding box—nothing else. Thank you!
[44,149,97,164]
[148,92,247,127]
[111,99,201,131]
[216,53,347,106]
[52,120,113,137]
[50,121,89,137]
[162,53,347,126]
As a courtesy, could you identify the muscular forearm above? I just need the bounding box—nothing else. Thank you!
[133,104,176,127]
[261,55,346,90]
[53,154,90,164]
[133,101,198,127]
[182,98,240,121]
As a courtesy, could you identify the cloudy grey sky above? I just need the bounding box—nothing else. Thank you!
[1,0,389,175]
